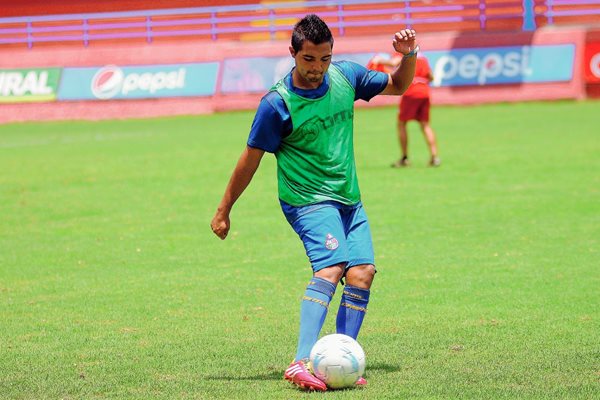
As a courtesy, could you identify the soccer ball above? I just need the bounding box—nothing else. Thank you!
[309,333,366,389]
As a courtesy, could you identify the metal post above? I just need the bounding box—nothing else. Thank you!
[211,11,217,40]
[26,21,32,49]
[522,0,536,31]
[83,19,88,47]
[146,16,152,43]
[269,8,275,40]
[479,0,486,30]
[338,4,344,36]
[404,0,412,29]
[547,0,554,25]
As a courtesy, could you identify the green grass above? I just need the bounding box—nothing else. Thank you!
[1,100,598,399]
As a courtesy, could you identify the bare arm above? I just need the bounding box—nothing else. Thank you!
[379,29,418,96]
[210,145,265,240]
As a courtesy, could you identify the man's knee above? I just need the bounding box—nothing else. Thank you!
[345,264,376,289]
[314,263,345,285]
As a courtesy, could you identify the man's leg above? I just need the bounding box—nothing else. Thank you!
[336,264,375,339]
[334,202,375,386]
[391,120,410,167]
[398,120,409,161]
[285,265,344,391]
[283,204,348,391]
[336,265,374,386]
[294,264,344,362]
[419,121,440,166]
[417,98,440,166]
[392,97,412,167]
[335,203,375,338]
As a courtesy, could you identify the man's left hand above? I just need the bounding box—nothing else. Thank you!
[393,29,417,55]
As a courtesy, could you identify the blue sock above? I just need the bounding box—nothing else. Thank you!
[336,285,370,340]
[294,277,337,362]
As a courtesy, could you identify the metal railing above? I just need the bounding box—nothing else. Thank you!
[541,0,600,25]
[0,0,599,49]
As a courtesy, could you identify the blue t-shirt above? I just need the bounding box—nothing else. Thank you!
[247,60,389,153]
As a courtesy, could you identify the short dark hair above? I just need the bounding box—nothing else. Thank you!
[291,14,334,53]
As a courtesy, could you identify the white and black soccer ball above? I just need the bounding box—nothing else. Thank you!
[309,333,366,389]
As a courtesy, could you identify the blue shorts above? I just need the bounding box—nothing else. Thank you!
[280,200,375,272]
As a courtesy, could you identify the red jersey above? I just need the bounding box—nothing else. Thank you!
[403,57,432,98]
[366,57,388,73]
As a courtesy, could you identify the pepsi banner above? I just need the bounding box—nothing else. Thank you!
[58,63,219,100]
[425,45,575,87]
[221,53,373,93]
[219,46,574,94]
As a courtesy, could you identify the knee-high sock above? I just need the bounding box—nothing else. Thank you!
[336,285,370,340]
[294,277,336,362]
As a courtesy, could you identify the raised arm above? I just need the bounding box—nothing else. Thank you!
[379,29,418,96]
[210,145,265,240]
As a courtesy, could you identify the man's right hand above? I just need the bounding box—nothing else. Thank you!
[209,146,265,241]
[210,210,230,240]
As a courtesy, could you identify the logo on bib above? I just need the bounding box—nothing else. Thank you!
[325,233,339,250]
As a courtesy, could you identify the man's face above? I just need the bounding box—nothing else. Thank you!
[290,40,332,87]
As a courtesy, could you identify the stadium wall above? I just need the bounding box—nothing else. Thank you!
[0,26,592,124]
[585,27,600,98]
[1,0,255,17]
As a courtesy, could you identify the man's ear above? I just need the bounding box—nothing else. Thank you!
[289,46,296,58]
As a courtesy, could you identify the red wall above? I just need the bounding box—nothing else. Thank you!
[0,0,258,17]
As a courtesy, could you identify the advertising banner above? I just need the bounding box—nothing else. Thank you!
[0,68,61,103]
[220,45,574,94]
[584,42,600,83]
[221,53,373,93]
[426,45,575,87]
[58,63,219,100]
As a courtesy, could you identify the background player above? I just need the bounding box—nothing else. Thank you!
[368,53,440,167]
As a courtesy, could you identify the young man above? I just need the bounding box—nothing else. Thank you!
[369,54,440,167]
[210,14,418,391]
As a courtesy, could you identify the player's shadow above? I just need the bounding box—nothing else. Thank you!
[204,361,401,381]
[205,370,282,381]
[366,361,402,373]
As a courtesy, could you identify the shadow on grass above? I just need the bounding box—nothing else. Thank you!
[204,361,401,381]
[366,361,402,374]
[204,370,282,381]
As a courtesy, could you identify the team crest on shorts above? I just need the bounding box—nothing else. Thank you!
[325,233,339,250]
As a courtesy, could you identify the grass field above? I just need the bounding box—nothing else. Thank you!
[1,100,598,399]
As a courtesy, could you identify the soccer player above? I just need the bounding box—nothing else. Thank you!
[369,53,440,167]
[210,14,418,391]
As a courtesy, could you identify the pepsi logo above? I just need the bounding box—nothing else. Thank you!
[91,65,124,100]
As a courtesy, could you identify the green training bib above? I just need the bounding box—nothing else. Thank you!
[272,65,360,206]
